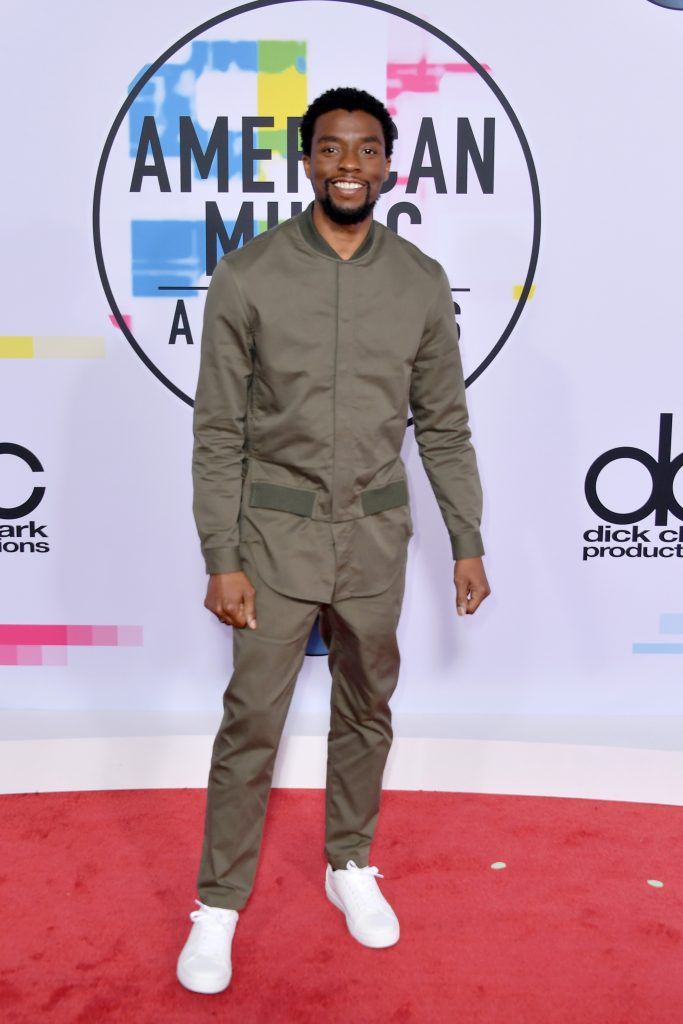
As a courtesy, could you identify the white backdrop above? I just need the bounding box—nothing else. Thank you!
[1,1,683,787]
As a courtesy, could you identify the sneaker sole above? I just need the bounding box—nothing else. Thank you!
[177,963,232,995]
[325,877,400,949]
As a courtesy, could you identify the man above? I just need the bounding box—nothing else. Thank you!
[177,86,490,994]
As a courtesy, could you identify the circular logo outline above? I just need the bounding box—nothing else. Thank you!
[93,0,541,407]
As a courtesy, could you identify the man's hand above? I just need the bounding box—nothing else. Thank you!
[454,557,491,617]
[204,571,257,629]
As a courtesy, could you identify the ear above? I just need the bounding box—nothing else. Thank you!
[383,157,391,183]
[302,154,311,181]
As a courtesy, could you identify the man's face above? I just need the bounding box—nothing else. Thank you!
[302,108,391,225]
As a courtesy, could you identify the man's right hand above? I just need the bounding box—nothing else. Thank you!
[204,572,257,629]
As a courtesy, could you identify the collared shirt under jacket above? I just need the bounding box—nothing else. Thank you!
[192,202,484,601]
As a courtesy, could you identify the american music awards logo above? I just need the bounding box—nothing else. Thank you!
[94,0,540,406]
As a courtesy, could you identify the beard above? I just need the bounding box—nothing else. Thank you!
[320,181,378,225]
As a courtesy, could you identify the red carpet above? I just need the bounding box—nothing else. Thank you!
[1,789,682,1023]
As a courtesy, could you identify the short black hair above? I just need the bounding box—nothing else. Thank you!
[299,87,397,158]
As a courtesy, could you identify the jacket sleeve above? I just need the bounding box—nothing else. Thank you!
[192,258,253,574]
[409,264,485,560]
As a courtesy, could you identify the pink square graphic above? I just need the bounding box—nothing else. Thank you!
[116,626,144,646]
[0,646,19,665]
[66,625,93,645]
[0,624,143,659]
[0,625,66,645]
[16,646,43,666]
[90,626,119,646]
[41,646,68,666]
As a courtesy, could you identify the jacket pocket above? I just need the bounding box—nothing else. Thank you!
[249,481,315,517]
[360,479,409,515]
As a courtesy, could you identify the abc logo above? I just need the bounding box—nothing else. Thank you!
[585,414,683,525]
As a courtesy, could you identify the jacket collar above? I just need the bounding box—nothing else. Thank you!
[298,201,377,262]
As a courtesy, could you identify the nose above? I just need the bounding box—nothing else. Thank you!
[338,148,360,172]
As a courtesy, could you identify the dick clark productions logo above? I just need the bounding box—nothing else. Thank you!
[583,414,683,561]
[94,0,540,407]
[0,443,50,555]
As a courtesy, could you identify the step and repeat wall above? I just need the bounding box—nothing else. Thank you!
[1,1,682,746]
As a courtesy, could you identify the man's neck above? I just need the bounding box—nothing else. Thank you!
[312,200,373,261]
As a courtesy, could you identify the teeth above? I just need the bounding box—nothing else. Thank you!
[334,181,363,190]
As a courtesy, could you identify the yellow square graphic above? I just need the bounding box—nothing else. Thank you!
[0,336,34,358]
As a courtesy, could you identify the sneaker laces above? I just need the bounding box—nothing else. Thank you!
[189,900,235,955]
[345,860,384,879]
[339,861,389,914]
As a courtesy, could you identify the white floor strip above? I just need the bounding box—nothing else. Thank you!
[1,735,682,805]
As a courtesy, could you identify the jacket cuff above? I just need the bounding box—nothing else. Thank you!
[202,546,242,575]
[450,532,485,560]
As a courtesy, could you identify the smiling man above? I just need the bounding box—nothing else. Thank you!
[309,108,385,229]
[178,87,490,995]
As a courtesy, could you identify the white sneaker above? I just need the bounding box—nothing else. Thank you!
[177,900,239,994]
[325,860,400,948]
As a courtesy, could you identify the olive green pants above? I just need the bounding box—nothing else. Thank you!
[197,544,408,911]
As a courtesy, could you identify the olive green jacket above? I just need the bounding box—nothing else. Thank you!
[192,202,484,600]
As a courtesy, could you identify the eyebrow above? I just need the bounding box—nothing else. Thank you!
[316,134,382,145]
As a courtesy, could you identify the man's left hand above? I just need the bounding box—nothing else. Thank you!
[454,557,491,617]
